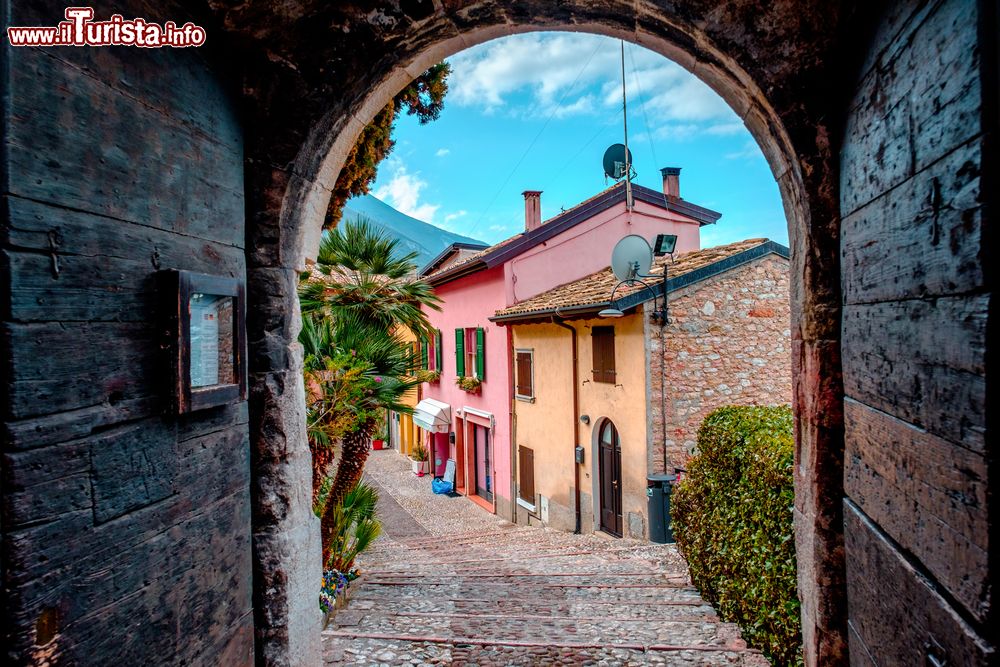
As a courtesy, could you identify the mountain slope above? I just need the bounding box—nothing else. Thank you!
[341,194,485,268]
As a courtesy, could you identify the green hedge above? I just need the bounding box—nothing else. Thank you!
[671,405,801,666]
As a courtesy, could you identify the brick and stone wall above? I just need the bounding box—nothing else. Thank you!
[647,254,792,473]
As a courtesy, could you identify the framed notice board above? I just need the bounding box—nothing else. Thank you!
[165,270,247,413]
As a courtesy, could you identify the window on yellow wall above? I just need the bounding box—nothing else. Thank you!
[592,326,616,383]
[515,349,534,400]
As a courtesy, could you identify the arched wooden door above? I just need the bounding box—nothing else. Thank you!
[598,420,623,537]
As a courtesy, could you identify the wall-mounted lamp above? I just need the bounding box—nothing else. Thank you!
[579,414,590,425]
[653,233,678,256]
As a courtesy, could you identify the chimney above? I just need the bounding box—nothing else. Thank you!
[523,190,542,232]
[660,167,681,199]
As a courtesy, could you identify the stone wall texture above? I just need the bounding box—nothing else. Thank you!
[648,254,793,473]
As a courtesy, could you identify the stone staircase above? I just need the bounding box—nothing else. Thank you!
[322,525,767,666]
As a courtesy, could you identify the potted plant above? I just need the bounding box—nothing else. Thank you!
[371,412,388,450]
[410,442,429,476]
[455,376,482,394]
[417,368,442,384]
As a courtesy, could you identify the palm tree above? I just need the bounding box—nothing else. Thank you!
[299,217,440,564]
[300,217,441,338]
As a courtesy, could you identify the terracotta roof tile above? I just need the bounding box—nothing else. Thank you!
[493,238,773,319]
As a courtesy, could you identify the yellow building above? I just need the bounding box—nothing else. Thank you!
[493,240,791,539]
[506,314,649,537]
[388,327,424,457]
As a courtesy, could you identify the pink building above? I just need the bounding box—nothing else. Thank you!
[412,170,720,519]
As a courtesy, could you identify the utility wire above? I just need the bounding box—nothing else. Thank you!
[465,39,604,238]
[627,43,673,212]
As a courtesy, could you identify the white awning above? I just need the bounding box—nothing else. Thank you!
[412,398,451,433]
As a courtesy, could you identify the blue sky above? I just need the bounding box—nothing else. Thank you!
[369,32,787,248]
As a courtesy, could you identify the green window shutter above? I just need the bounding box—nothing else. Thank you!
[435,329,443,371]
[455,328,465,377]
[475,327,486,381]
[420,340,428,369]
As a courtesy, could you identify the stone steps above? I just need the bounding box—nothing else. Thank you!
[324,634,766,667]
[323,452,764,666]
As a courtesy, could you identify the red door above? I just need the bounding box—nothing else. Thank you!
[599,420,623,537]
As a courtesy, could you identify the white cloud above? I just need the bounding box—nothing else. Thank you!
[724,140,763,161]
[448,32,737,127]
[488,224,509,233]
[444,210,467,223]
[373,165,440,222]
[652,123,703,141]
[705,121,745,136]
[435,148,450,157]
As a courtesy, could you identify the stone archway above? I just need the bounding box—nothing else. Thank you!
[0,1,989,664]
[235,5,849,664]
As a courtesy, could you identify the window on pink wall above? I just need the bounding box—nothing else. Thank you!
[465,328,476,378]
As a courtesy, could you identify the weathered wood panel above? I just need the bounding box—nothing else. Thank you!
[1,1,254,662]
[841,295,987,452]
[2,321,163,420]
[9,0,241,154]
[3,412,251,660]
[844,502,993,665]
[2,198,244,323]
[844,398,988,622]
[5,46,244,247]
[839,0,995,661]
[841,138,983,305]
[841,0,981,216]
[2,395,160,450]
[3,405,248,580]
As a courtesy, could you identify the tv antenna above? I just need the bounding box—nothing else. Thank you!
[601,234,678,321]
[610,234,653,282]
[601,42,636,211]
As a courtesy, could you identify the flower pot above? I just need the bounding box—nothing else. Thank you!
[371,439,386,451]
[410,458,428,476]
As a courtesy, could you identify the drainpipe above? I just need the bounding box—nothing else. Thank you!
[507,325,517,523]
[552,315,581,534]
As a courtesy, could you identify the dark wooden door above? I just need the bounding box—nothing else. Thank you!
[474,424,493,502]
[599,420,623,536]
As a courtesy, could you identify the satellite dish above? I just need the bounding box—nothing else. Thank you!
[610,235,653,282]
[602,143,633,180]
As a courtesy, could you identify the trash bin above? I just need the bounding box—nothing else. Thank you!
[647,473,677,544]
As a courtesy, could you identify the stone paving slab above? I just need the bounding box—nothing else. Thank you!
[323,450,766,666]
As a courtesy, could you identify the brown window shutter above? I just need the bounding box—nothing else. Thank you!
[515,351,532,397]
[592,326,616,383]
[518,446,535,502]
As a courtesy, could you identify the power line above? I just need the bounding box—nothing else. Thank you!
[627,42,672,211]
[465,39,604,237]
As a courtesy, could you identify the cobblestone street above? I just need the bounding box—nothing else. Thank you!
[322,450,765,666]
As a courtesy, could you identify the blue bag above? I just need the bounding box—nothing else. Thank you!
[431,477,453,495]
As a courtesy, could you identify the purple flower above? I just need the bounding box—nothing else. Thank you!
[374,376,382,383]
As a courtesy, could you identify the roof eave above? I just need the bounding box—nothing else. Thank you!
[490,240,791,324]
[426,259,489,286]
[418,241,489,277]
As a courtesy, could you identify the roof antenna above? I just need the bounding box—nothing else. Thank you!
[621,40,633,214]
